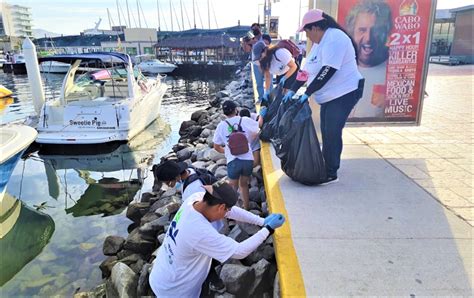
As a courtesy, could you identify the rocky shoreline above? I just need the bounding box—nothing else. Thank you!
[75,64,278,298]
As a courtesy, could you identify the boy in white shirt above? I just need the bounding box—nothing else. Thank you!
[213,100,260,210]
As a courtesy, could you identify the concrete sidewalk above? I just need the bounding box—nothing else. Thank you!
[260,64,473,296]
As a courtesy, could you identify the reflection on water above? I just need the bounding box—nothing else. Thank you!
[0,71,226,296]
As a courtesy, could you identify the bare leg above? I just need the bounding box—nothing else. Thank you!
[238,175,250,210]
[252,150,261,167]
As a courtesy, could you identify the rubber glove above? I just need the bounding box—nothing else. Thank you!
[279,76,287,86]
[262,90,270,102]
[263,213,278,226]
[265,213,286,229]
[299,94,309,103]
[282,90,295,103]
[259,107,268,118]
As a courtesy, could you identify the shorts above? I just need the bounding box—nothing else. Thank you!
[227,158,253,180]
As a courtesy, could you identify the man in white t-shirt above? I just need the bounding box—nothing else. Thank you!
[149,180,285,297]
[213,100,259,210]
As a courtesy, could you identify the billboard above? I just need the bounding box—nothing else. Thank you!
[269,16,279,39]
[337,0,436,124]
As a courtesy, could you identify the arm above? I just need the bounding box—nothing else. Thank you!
[283,59,298,81]
[264,70,272,92]
[213,143,225,154]
[212,124,225,153]
[304,65,337,96]
[226,206,265,226]
[231,228,270,259]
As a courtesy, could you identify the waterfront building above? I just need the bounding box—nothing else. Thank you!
[0,2,33,37]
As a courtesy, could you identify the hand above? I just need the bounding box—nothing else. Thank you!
[282,91,295,103]
[259,107,268,118]
[265,213,285,229]
[279,76,287,86]
[262,90,270,102]
[299,94,309,103]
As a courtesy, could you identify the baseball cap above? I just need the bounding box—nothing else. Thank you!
[202,180,238,208]
[222,100,238,115]
[153,160,188,181]
[297,9,324,32]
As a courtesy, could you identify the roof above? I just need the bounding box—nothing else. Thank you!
[450,5,474,13]
[35,34,123,47]
[157,25,251,40]
[435,9,454,20]
[38,52,130,65]
[156,34,240,49]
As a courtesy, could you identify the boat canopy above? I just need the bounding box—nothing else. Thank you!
[38,52,130,66]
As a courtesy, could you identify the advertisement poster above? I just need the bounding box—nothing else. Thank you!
[269,17,279,39]
[337,0,435,123]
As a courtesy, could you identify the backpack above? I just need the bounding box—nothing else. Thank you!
[225,117,250,155]
[183,167,218,191]
[276,39,301,58]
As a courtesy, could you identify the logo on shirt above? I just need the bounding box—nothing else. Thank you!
[167,209,183,245]
[279,65,285,71]
[309,55,317,63]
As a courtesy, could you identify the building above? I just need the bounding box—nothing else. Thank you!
[431,9,455,56]
[449,5,474,64]
[101,28,157,56]
[0,2,33,37]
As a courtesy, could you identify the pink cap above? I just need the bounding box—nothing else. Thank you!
[297,9,324,32]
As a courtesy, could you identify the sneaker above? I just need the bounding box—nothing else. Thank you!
[209,278,226,294]
[320,176,339,185]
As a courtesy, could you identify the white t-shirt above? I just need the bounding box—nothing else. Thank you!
[213,116,259,163]
[350,61,386,118]
[182,169,205,201]
[269,48,292,76]
[149,193,239,297]
[302,28,362,104]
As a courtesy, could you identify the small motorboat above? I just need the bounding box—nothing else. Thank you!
[135,54,177,74]
[0,85,12,98]
[2,54,27,75]
[39,60,70,74]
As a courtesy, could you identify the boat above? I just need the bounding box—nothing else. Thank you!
[39,60,71,74]
[0,85,12,98]
[32,52,168,144]
[0,124,38,199]
[0,57,6,67]
[2,54,27,75]
[135,54,177,74]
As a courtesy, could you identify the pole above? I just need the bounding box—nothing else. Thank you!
[170,0,173,31]
[126,0,132,28]
[107,8,113,30]
[116,0,122,29]
[180,0,185,30]
[193,0,196,29]
[23,37,45,115]
[157,0,161,31]
[136,0,141,28]
[297,0,302,40]
[207,0,210,29]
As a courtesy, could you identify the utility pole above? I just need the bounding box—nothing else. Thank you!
[126,0,132,28]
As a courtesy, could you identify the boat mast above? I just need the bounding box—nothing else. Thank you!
[136,0,142,27]
[107,8,113,30]
[180,0,185,30]
[170,0,173,31]
[207,0,210,29]
[157,0,161,31]
[116,0,122,29]
[193,0,196,29]
[126,0,132,28]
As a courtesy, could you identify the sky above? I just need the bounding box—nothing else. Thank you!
[3,0,471,38]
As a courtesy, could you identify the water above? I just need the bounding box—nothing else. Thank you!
[0,71,227,296]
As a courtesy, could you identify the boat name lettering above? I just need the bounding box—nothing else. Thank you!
[69,119,108,126]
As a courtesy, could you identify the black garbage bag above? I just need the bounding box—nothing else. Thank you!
[260,98,291,142]
[275,101,327,185]
[262,86,284,121]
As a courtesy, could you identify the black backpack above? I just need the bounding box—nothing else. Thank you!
[183,167,218,191]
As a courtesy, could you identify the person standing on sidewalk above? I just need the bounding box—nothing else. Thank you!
[248,24,267,102]
[149,180,285,297]
[213,100,260,210]
[284,9,364,184]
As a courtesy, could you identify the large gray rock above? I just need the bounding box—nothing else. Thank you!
[192,160,207,169]
[200,128,212,138]
[216,90,230,99]
[206,163,219,174]
[140,212,160,226]
[215,166,228,179]
[238,223,261,236]
[209,149,225,162]
[137,263,152,297]
[191,110,208,122]
[179,120,197,136]
[176,147,193,161]
[99,256,118,278]
[249,259,272,296]
[154,202,181,217]
[216,158,227,166]
[124,229,156,255]
[220,264,255,296]
[149,195,181,213]
[126,202,151,223]
[249,187,260,203]
[243,243,275,265]
[139,215,170,236]
[111,262,138,298]
[103,236,126,256]
[228,225,249,242]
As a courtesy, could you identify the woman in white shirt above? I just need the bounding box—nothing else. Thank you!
[258,46,298,102]
[284,9,364,184]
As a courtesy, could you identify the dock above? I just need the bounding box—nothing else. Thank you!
[256,64,473,296]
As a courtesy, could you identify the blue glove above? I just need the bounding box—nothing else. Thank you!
[259,107,268,118]
[282,91,295,103]
[262,90,270,102]
[263,213,277,225]
[265,213,285,229]
[279,76,287,86]
[299,94,309,103]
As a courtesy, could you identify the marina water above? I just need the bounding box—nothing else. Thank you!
[0,71,228,296]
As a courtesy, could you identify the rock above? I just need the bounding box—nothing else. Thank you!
[161,188,177,199]
[176,147,193,161]
[238,223,260,236]
[111,262,138,298]
[124,229,156,255]
[140,192,155,203]
[228,225,249,242]
[192,161,207,169]
[149,195,181,213]
[191,110,208,122]
[249,259,272,295]
[215,166,228,179]
[216,90,230,99]
[179,120,197,136]
[259,188,267,202]
[220,264,255,296]
[261,202,268,215]
[250,209,262,217]
[243,243,275,265]
[126,202,150,223]
[140,212,160,226]
[130,258,146,274]
[273,271,280,298]
[157,233,166,244]
[139,215,170,236]
[216,158,227,166]
[249,187,260,203]
[154,202,181,217]
[252,165,263,182]
[249,201,260,211]
[206,134,214,147]
[137,263,152,297]
[99,256,118,278]
[208,149,225,162]
[103,236,126,256]
[116,249,135,260]
[172,142,193,152]
[188,126,203,138]
[206,163,219,174]
[119,253,142,266]
[200,128,212,138]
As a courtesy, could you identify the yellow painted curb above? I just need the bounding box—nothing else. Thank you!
[251,63,306,297]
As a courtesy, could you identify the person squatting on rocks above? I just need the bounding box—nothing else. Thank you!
[148,180,285,297]
[213,100,260,210]
[283,9,365,184]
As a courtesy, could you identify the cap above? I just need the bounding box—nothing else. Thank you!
[297,9,324,32]
[252,41,266,60]
[222,100,238,115]
[202,180,238,207]
[153,160,188,181]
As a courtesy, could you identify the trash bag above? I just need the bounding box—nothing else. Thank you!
[260,98,290,142]
[275,101,327,185]
[262,86,284,121]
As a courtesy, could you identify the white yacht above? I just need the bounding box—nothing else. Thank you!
[135,54,177,74]
[34,52,168,144]
[39,60,71,74]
